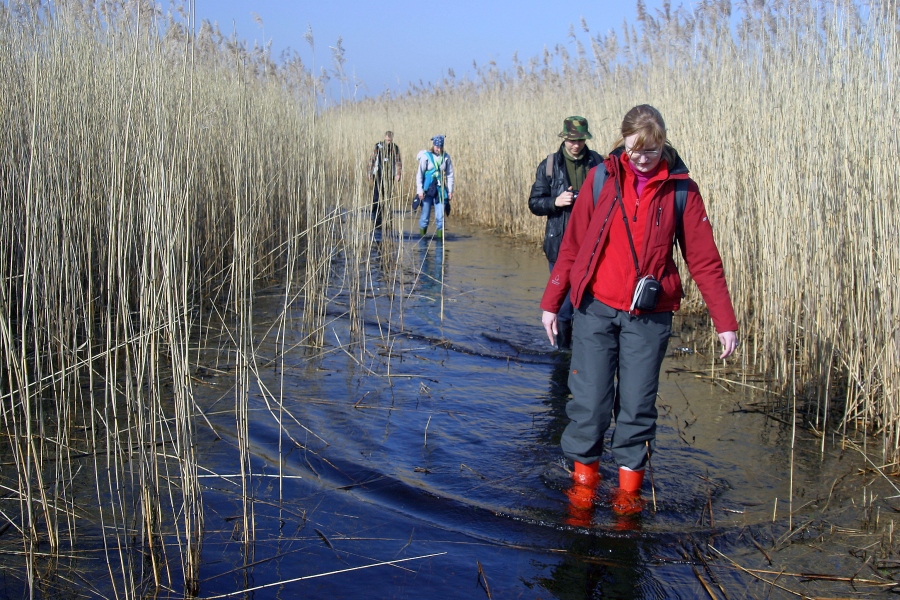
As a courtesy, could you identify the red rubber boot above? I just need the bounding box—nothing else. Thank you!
[565,461,601,526]
[572,461,600,487]
[611,467,645,516]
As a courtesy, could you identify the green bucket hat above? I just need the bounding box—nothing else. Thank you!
[558,116,593,140]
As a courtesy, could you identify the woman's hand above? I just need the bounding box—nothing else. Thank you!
[542,311,559,346]
[718,331,738,359]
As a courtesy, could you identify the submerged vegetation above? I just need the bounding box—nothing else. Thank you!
[0,0,898,596]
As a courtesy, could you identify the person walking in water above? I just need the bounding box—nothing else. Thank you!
[415,135,454,239]
[529,116,604,350]
[540,105,738,523]
[367,130,402,232]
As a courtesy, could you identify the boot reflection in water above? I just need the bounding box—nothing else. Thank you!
[611,467,645,516]
[565,461,600,527]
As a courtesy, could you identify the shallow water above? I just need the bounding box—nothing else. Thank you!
[6,222,892,598]
[174,221,899,599]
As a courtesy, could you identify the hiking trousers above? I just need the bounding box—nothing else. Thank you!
[371,182,385,229]
[419,195,444,232]
[562,295,672,471]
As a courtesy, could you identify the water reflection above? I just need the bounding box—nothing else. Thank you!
[537,535,647,599]
[541,352,572,448]
[413,234,445,293]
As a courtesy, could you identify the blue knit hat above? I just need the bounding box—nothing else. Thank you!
[431,135,445,147]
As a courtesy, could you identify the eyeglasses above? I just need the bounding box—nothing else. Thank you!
[625,146,662,160]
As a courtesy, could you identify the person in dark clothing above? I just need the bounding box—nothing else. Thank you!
[367,131,402,231]
[529,116,604,349]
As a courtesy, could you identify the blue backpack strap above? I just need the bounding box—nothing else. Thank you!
[591,165,609,207]
[427,152,447,201]
[674,178,689,246]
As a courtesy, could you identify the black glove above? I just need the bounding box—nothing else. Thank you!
[411,197,421,211]
[444,198,451,216]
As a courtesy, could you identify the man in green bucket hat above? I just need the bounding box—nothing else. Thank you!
[529,116,604,349]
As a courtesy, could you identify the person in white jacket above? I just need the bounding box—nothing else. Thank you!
[415,135,454,238]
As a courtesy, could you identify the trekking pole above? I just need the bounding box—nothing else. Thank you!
[646,441,657,512]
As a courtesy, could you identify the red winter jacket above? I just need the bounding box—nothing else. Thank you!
[540,148,739,334]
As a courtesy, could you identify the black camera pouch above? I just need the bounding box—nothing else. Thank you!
[631,275,661,312]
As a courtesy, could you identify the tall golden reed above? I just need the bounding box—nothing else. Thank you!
[0,0,399,595]
[325,0,900,461]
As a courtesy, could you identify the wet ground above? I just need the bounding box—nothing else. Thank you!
[7,221,896,599]
[177,221,900,599]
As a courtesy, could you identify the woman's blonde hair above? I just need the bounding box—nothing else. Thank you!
[611,104,675,163]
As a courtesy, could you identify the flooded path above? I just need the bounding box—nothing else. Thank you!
[187,222,893,599]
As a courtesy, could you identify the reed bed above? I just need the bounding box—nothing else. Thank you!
[326,0,900,461]
[3,0,900,595]
[0,0,399,596]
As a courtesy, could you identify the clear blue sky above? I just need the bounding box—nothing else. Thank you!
[186,1,669,98]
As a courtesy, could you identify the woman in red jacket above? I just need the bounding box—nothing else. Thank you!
[540,105,738,519]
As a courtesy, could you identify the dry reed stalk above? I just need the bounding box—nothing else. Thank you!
[646,440,657,512]
[202,551,448,599]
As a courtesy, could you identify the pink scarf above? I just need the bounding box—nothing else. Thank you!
[628,159,662,198]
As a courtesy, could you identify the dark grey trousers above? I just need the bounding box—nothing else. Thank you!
[562,295,672,470]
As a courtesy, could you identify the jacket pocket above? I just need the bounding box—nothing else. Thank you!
[653,205,675,248]
[659,261,683,304]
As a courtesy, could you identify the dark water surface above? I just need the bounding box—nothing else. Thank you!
[184,223,891,599]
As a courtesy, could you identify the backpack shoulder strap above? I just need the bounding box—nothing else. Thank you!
[674,179,689,233]
[673,178,690,248]
[592,165,609,207]
[545,153,554,179]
